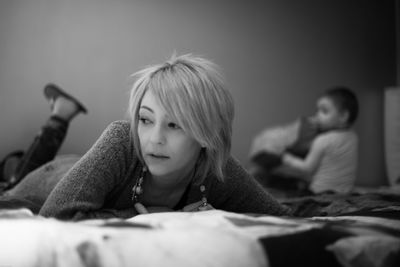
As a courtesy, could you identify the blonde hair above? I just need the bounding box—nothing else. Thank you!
[127,54,234,182]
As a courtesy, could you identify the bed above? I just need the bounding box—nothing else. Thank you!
[0,119,399,267]
[0,203,399,267]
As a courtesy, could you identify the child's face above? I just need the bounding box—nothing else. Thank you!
[314,96,348,131]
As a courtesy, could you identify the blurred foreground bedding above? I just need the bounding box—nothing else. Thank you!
[0,209,399,267]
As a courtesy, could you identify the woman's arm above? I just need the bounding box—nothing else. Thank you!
[209,157,291,216]
[39,121,136,220]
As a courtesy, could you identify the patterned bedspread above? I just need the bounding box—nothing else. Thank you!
[0,209,399,267]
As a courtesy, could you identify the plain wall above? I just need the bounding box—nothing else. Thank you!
[397,0,400,85]
[0,0,396,187]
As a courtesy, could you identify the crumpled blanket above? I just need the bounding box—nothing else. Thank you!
[2,154,80,212]
[279,187,400,218]
[249,116,319,158]
[249,117,319,174]
[0,210,267,267]
[0,209,399,267]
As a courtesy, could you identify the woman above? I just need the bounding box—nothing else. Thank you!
[39,54,290,220]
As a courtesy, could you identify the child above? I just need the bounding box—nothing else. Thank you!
[276,87,359,194]
[251,87,358,196]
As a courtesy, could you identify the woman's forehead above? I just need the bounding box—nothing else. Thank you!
[140,90,165,112]
[140,90,179,120]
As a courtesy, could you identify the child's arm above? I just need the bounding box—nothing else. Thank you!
[279,137,325,180]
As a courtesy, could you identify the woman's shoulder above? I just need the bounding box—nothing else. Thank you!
[101,120,131,141]
[88,120,137,165]
[106,120,131,133]
[203,156,244,188]
[222,156,251,183]
[90,120,133,155]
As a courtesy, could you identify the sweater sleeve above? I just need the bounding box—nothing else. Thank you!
[209,157,291,216]
[39,121,137,220]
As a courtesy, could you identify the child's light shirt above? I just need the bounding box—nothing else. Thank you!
[310,130,358,194]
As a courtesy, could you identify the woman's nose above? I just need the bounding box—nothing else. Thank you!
[149,125,166,144]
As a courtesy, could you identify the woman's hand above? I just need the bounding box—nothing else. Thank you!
[135,201,214,215]
[182,201,214,212]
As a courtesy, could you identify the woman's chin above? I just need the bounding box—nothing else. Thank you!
[146,164,169,177]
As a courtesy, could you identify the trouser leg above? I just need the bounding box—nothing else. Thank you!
[12,116,69,183]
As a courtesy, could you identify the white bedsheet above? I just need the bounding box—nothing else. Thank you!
[0,210,271,267]
[0,209,399,267]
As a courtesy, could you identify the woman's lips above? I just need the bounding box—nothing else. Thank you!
[149,153,169,158]
[146,153,170,161]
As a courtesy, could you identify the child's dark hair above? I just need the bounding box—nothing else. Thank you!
[323,86,359,126]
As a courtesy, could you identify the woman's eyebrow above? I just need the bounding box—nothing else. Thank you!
[139,106,153,113]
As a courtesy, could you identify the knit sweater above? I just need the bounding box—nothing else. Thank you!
[39,121,289,220]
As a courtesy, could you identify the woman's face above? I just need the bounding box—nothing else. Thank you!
[314,96,347,131]
[138,90,202,183]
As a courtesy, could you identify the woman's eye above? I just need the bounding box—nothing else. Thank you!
[168,122,181,129]
[139,117,152,124]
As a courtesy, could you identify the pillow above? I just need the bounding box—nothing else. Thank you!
[249,119,299,158]
[286,117,319,158]
[251,152,282,170]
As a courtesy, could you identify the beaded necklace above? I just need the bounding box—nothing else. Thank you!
[131,166,208,214]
